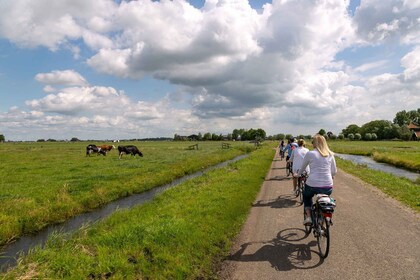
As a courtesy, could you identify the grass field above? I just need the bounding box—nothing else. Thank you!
[1,140,419,278]
[327,140,420,172]
[1,142,276,279]
[0,141,255,246]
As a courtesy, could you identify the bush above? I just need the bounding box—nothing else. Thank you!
[355,133,362,140]
[348,133,355,140]
[364,133,372,141]
[338,134,345,140]
[371,133,378,140]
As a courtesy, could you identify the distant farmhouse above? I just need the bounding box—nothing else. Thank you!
[408,122,420,140]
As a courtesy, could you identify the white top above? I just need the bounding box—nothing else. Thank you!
[298,149,337,188]
[290,147,310,173]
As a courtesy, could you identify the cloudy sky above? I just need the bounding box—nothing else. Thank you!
[0,0,419,141]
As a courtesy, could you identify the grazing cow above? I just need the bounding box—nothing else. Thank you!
[118,145,143,159]
[98,145,115,154]
[86,144,106,156]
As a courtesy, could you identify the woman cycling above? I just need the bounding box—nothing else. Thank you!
[290,139,309,194]
[298,134,336,225]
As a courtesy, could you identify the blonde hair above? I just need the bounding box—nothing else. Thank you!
[297,139,305,147]
[312,134,333,157]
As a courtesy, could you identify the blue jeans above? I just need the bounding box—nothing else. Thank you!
[303,184,332,209]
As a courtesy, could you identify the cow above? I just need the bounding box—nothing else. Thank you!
[118,145,143,159]
[86,144,106,156]
[97,145,115,155]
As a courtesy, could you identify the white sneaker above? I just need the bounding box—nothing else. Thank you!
[303,217,312,226]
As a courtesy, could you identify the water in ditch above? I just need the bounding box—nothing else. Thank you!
[335,153,419,181]
[0,154,248,272]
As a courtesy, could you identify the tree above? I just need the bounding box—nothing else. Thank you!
[203,132,212,141]
[364,133,372,141]
[70,137,80,142]
[393,110,410,126]
[393,108,420,126]
[0,134,4,142]
[318,129,326,136]
[338,134,345,140]
[348,133,355,140]
[355,133,362,140]
[360,120,398,140]
[341,124,360,137]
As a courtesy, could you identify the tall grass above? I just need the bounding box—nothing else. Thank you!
[0,141,253,246]
[2,143,276,279]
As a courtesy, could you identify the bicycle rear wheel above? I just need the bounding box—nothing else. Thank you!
[298,180,304,205]
[286,162,291,176]
[316,211,330,258]
[303,211,311,234]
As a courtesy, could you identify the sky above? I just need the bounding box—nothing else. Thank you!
[0,0,419,141]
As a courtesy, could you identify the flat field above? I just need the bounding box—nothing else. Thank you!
[0,141,254,246]
[327,140,420,172]
[1,142,276,279]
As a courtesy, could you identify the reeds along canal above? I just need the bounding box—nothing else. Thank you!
[335,153,419,182]
[0,154,248,272]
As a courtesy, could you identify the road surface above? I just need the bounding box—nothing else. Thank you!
[219,149,419,280]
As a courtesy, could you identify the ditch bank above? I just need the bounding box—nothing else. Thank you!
[335,153,420,182]
[0,154,248,271]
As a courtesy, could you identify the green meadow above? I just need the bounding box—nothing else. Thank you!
[329,140,420,211]
[1,140,419,278]
[0,141,254,246]
[1,142,275,279]
[327,140,420,172]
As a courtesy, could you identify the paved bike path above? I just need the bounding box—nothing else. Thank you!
[219,149,420,280]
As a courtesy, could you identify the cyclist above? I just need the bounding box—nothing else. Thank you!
[298,134,336,225]
[290,139,309,193]
[279,140,285,159]
[285,138,298,162]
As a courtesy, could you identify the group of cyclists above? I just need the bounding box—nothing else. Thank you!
[279,134,337,226]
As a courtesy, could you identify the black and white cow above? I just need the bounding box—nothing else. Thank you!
[86,144,106,156]
[118,145,143,159]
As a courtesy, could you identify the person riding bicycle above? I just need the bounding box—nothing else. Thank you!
[285,138,298,162]
[279,140,285,159]
[298,134,336,226]
[290,139,309,194]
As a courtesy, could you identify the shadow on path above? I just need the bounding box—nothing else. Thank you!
[253,194,300,209]
[267,175,291,181]
[227,228,324,271]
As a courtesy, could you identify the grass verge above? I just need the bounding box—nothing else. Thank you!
[328,140,420,172]
[2,144,276,279]
[336,157,420,212]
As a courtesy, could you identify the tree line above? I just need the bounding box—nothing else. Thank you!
[174,128,267,141]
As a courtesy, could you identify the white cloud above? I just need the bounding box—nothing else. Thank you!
[0,0,419,140]
[354,0,420,45]
[35,70,88,86]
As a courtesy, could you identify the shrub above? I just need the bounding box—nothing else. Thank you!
[348,133,355,140]
[338,134,345,140]
[364,133,372,141]
[355,133,362,140]
[371,133,378,140]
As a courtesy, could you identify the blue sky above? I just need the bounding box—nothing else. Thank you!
[0,0,419,141]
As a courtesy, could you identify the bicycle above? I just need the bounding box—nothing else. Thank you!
[279,149,285,160]
[294,171,308,205]
[286,161,292,177]
[304,194,336,258]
